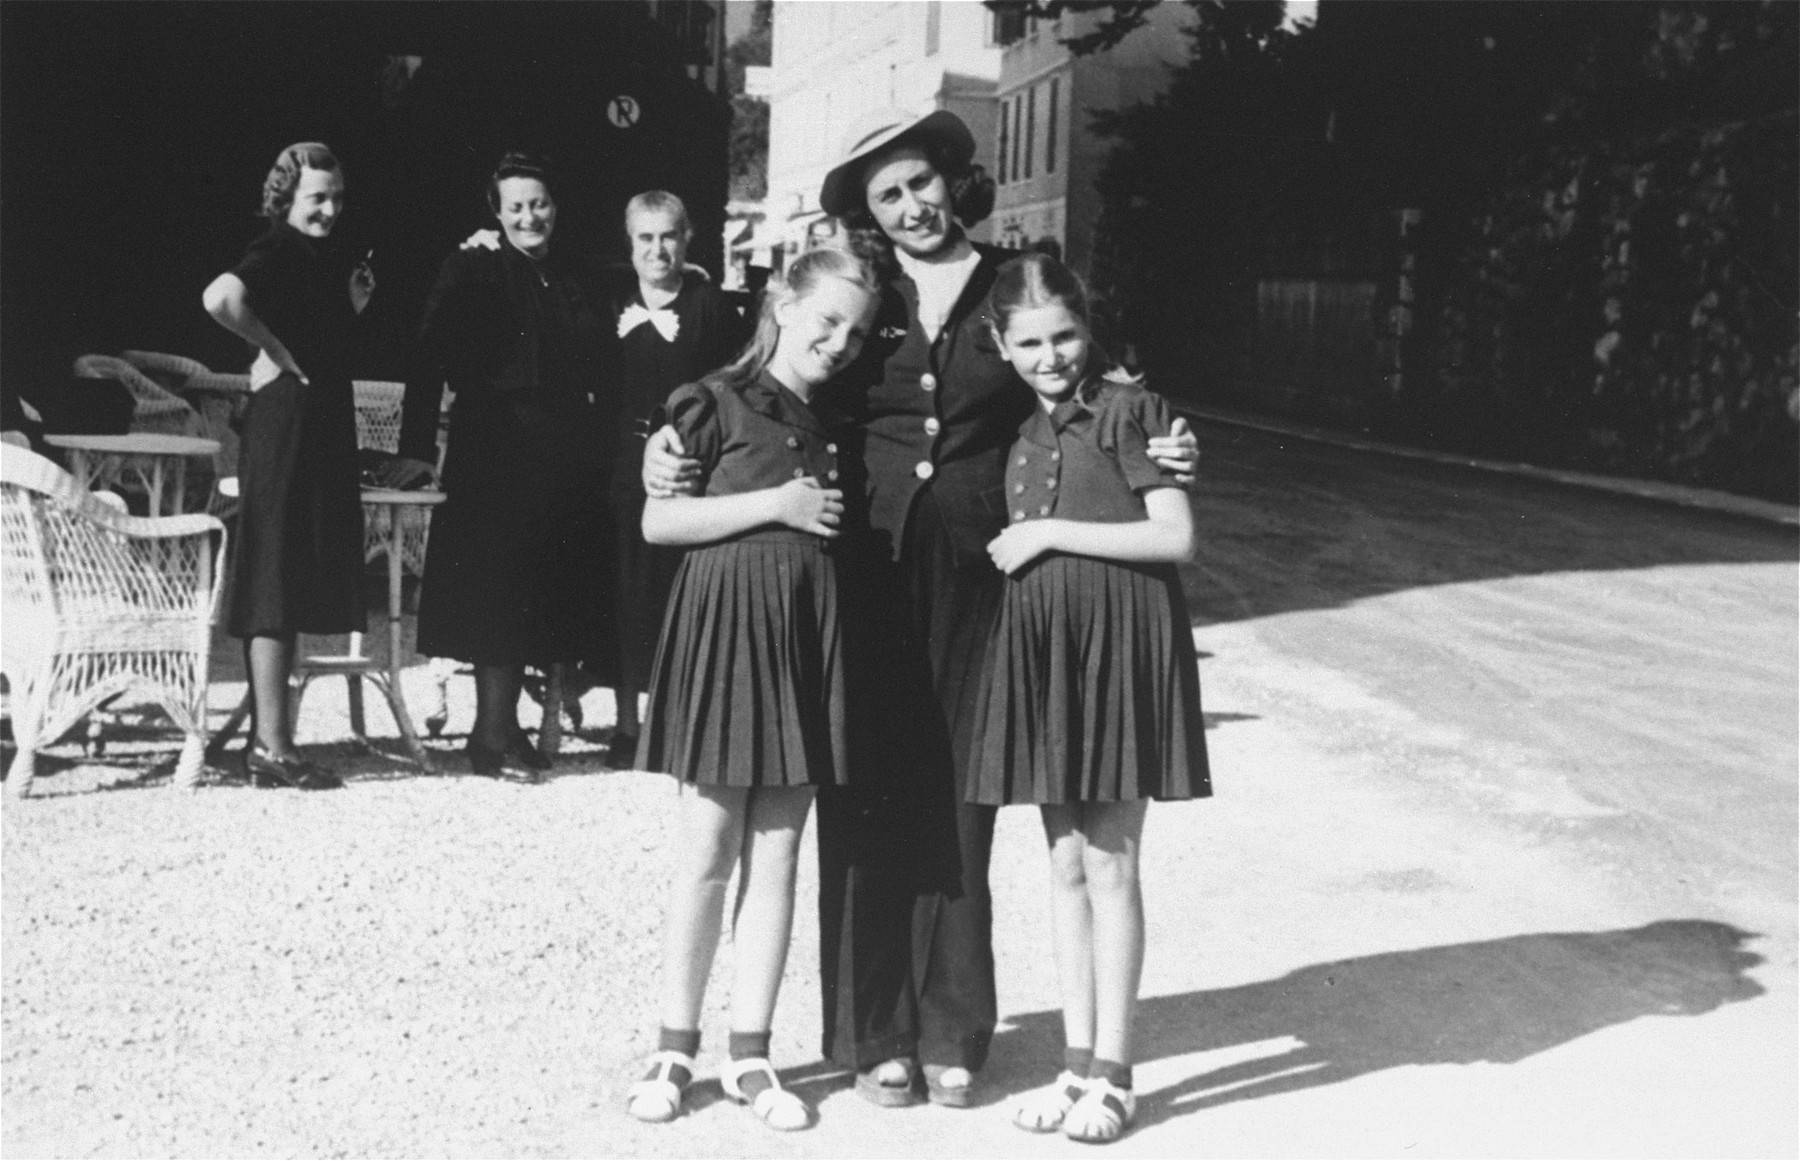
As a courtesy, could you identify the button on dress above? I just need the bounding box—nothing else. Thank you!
[968,379,1211,805]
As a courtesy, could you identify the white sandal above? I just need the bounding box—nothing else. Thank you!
[720,1057,813,1131]
[1062,1077,1136,1144]
[1013,1070,1089,1133]
[625,1050,695,1123]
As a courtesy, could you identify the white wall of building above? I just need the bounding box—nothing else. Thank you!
[762,1,1002,238]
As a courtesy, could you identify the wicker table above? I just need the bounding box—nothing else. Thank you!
[44,432,221,516]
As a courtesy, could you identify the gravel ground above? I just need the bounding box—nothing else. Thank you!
[6,434,1794,1158]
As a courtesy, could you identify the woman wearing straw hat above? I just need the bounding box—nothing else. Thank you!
[646,108,1197,1107]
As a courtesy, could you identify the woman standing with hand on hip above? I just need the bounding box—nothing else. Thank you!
[203,141,374,791]
[394,152,615,782]
[645,109,1200,1108]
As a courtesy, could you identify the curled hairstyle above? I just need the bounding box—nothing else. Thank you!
[486,151,556,214]
[702,246,880,395]
[987,253,1137,397]
[261,142,341,221]
[625,190,691,237]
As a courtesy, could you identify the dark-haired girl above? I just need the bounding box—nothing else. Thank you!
[393,152,615,780]
[975,254,1209,1143]
[204,141,374,791]
[624,246,879,1133]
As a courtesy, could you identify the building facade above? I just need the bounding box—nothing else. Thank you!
[989,4,1193,276]
[749,0,1009,261]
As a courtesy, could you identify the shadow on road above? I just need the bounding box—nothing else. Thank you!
[994,920,1764,1124]
[1187,424,1799,626]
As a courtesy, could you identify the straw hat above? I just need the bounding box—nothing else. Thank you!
[818,108,976,218]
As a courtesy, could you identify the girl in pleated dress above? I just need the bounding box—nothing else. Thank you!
[625,246,879,1132]
[970,254,1211,1144]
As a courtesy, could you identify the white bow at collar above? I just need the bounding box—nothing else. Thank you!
[618,302,681,342]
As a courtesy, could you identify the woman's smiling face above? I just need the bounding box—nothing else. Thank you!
[285,167,344,238]
[494,176,556,257]
[862,145,952,258]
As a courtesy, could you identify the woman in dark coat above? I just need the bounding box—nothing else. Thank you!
[649,109,1199,1106]
[603,190,740,767]
[203,141,373,791]
[393,152,615,781]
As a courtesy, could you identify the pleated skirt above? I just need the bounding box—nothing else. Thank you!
[968,555,1210,805]
[636,535,846,788]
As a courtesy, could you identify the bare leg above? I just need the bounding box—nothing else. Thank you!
[1040,804,1097,1059]
[1081,800,1148,1067]
[246,634,298,757]
[729,787,815,1036]
[471,662,523,752]
[658,783,748,1032]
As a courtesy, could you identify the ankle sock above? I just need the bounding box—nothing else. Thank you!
[653,1026,700,1085]
[728,1030,774,1099]
[1090,1058,1133,1090]
[1064,1046,1095,1077]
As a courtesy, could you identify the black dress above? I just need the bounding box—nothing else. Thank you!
[968,381,1210,805]
[399,243,616,669]
[605,272,741,692]
[223,223,364,639]
[634,373,859,788]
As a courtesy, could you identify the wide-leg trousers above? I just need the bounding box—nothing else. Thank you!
[818,487,1002,1071]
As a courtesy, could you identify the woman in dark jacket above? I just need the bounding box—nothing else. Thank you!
[649,110,1199,1106]
[393,152,615,781]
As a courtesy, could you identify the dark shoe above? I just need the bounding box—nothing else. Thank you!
[243,744,342,791]
[855,1058,924,1108]
[604,730,640,770]
[466,737,545,784]
[503,729,552,771]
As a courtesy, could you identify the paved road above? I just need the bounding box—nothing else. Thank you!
[4,420,1795,1157]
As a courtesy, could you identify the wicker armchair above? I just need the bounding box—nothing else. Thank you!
[118,349,210,388]
[72,354,201,437]
[352,380,432,577]
[1,444,227,796]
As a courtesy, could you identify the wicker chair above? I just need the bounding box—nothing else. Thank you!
[1,443,227,796]
[72,354,202,437]
[352,380,433,577]
[118,349,210,388]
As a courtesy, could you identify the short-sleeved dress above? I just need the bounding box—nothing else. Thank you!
[635,373,859,788]
[223,222,364,639]
[968,378,1210,805]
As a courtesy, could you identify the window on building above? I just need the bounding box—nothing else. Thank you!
[991,5,1027,46]
[1046,78,1058,173]
[1010,96,1022,183]
[1024,86,1036,179]
[998,100,1010,185]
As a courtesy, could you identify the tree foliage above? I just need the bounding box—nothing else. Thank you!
[1088,0,1798,501]
[727,0,773,201]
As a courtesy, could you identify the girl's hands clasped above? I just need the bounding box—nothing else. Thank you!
[773,476,843,538]
[987,520,1058,575]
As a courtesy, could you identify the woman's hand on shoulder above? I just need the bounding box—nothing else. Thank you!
[1146,415,1199,488]
[772,477,842,538]
[460,229,502,252]
[986,520,1057,575]
[642,424,701,498]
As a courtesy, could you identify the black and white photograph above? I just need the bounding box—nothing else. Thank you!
[1,1,1795,1156]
